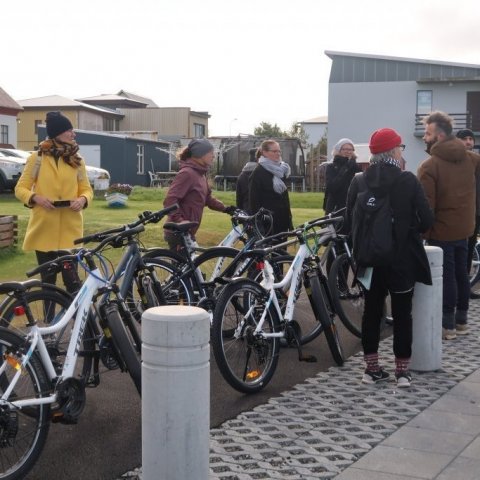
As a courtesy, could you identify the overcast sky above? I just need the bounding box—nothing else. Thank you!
[3,0,479,137]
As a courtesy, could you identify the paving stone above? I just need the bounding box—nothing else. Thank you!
[117,306,480,479]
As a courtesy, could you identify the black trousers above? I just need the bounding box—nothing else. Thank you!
[362,268,414,359]
[35,250,81,294]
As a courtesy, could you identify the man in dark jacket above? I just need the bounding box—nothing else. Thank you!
[456,129,480,299]
[236,147,258,212]
[347,128,434,388]
[418,112,480,340]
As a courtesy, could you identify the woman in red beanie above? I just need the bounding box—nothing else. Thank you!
[346,128,434,387]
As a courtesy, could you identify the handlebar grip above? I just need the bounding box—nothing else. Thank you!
[74,225,126,245]
[26,254,78,277]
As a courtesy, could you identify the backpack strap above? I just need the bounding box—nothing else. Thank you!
[31,152,83,182]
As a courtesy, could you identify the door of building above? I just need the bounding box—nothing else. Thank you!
[467,92,480,132]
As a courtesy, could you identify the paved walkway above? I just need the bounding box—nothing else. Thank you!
[120,301,480,480]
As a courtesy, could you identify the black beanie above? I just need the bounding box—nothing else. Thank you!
[456,129,475,140]
[46,111,73,139]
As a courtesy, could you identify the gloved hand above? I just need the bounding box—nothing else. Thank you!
[224,205,237,215]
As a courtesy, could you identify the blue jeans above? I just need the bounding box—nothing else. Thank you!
[428,239,470,329]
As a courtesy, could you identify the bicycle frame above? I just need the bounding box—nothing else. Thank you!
[242,224,339,339]
[0,266,107,408]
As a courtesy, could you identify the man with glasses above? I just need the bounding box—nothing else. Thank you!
[418,112,480,339]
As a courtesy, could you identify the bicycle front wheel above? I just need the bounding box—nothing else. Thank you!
[470,242,480,287]
[104,303,141,395]
[0,327,51,480]
[328,253,364,338]
[308,272,344,366]
[0,288,95,382]
[126,258,193,320]
[211,279,280,394]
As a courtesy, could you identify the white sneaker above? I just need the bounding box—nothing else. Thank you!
[456,324,469,335]
[442,328,457,340]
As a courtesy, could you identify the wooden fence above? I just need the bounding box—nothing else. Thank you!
[0,215,18,248]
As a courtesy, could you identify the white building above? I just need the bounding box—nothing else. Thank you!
[300,115,328,146]
[326,51,480,172]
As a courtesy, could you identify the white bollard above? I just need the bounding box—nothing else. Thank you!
[142,305,210,480]
[410,246,443,371]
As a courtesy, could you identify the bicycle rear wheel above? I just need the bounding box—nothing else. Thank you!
[307,271,344,366]
[211,279,280,394]
[0,327,51,480]
[328,253,363,338]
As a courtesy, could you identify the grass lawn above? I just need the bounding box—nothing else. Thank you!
[0,187,325,282]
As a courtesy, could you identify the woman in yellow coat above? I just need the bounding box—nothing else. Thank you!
[15,111,93,292]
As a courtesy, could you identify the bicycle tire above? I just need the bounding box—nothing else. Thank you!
[104,303,141,395]
[470,242,480,287]
[308,271,344,366]
[193,247,243,281]
[328,253,363,338]
[0,327,51,480]
[0,288,95,383]
[249,255,324,345]
[211,279,280,394]
[126,258,193,320]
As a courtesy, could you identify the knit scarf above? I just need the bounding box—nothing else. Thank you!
[370,156,401,169]
[258,157,291,194]
[37,138,82,168]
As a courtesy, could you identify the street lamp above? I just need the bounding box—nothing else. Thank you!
[229,118,238,136]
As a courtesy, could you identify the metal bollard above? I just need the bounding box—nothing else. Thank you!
[410,246,443,371]
[142,306,210,480]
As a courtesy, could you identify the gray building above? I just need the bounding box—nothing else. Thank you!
[38,126,170,186]
[326,51,480,171]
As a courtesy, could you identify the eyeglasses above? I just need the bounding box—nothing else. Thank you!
[397,144,406,151]
[268,150,282,153]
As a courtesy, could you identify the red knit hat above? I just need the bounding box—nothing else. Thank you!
[369,128,402,154]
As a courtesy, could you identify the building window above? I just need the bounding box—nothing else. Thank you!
[194,123,206,137]
[137,144,145,174]
[103,117,119,131]
[34,120,42,135]
[417,90,432,114]
[0,125,8,144]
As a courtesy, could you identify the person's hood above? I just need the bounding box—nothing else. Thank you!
[364,162,402,196]
[430,136,468,164]
[179,157,209,173]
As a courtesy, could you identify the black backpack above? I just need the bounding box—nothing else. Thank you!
[351,173,397,267]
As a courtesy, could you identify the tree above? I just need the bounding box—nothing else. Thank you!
[253,122,285,138]
[309,130,328,159]
[286,122,309,145]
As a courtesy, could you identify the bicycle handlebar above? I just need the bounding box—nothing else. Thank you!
[74,204,178,245]
[28,224,146,277]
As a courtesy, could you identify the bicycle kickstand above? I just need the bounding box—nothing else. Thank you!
[285,322,317,363]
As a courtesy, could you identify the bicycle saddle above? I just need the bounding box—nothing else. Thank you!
[163,221,199,232]
[0,279,42,294]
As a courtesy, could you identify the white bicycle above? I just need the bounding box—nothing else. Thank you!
[0,226,144,480]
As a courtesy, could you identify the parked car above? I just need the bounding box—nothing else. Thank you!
[0,148,110,190]
[0,152,25,192]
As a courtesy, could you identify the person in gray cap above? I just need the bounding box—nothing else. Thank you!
[457,129,480,299]
[324,138,361,215]
[163,138,235,254]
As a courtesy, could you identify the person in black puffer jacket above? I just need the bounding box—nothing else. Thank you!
[324,138,361,215]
